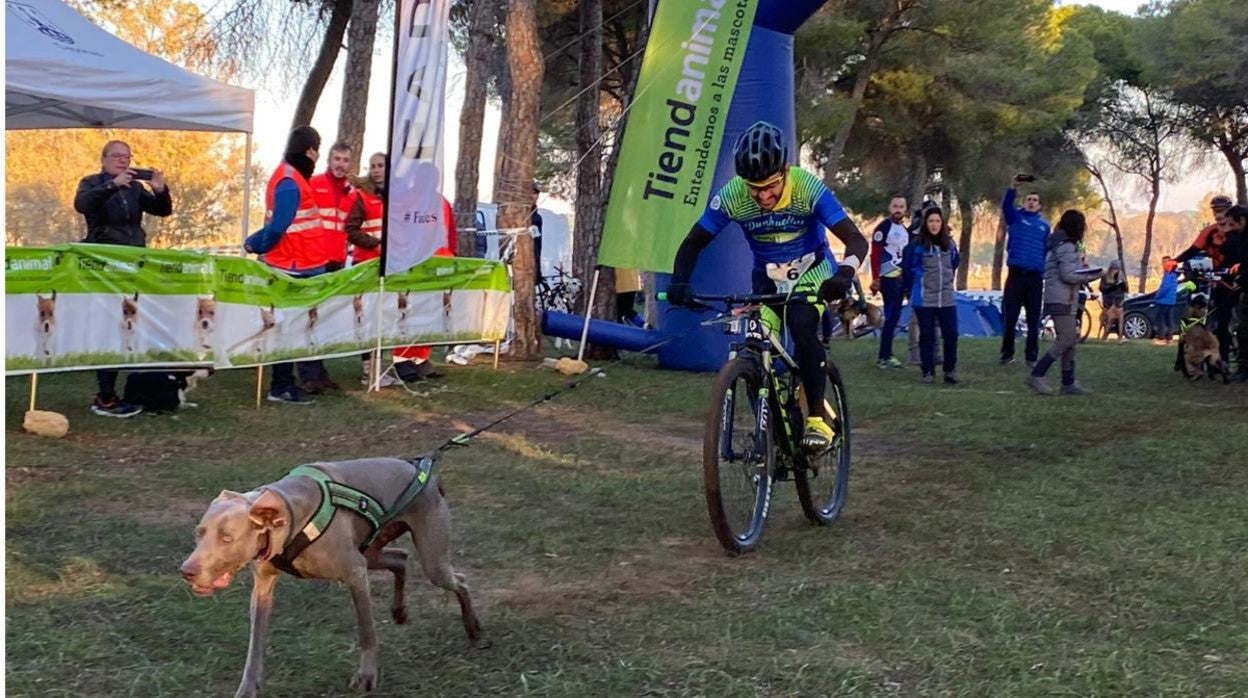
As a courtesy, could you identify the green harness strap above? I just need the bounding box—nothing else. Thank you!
[268,460,433,577]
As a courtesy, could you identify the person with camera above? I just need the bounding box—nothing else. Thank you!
[999,174,1050,366]
[74,140,173,418]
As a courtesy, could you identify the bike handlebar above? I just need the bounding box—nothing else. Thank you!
[657,291,820,307]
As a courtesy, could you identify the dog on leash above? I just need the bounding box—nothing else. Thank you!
[121,292,140,354]
[834,298,882,340]
[1100,304,1126,342]
[1180,322,1229,382]
[180,457,482,697]
[36,291,56,356]
[196,296,216,350]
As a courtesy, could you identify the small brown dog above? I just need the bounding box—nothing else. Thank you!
[121,292,140,353]
[1099,304,1125,342]
[1181,322,1229,382]
[195,296,216,349]
[835,299,883,340]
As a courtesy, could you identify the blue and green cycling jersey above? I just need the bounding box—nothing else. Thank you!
[696,166,849,272]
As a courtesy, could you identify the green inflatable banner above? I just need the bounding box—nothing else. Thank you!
[5,244,511,374]
[598,0,758,272]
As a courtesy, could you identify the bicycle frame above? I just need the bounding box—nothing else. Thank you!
[725,309,808,475]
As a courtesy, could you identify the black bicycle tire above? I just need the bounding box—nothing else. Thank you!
[1078,306,1092,343]
[703,356,773,555]
[793,361,851,526]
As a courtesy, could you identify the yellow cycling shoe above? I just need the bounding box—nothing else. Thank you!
[801,416,836,451]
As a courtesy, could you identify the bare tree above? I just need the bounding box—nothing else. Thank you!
[1098,85,1187,292]
[496,0,544,360]
[991,217,1006,290]
[955,195,974,289]
[1085,158,1126,269]
[453,0,497,257]
[336,0,381,161]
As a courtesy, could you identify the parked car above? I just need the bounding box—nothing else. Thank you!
[1121,289,1191,340]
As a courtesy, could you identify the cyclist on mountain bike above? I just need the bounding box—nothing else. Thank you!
[665,121,868,452]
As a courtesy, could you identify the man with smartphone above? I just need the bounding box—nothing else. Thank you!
[999,174,1050,366]
[73,139,173,418]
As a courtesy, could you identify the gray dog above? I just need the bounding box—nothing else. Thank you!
[180,457,482,697]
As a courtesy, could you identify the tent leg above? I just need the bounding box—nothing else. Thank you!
[241,132,253,251]
[28,373,38,412]
[493,339,501,370]
[577,265,602,363]
[370,276,386,391]
[255,365,264,409]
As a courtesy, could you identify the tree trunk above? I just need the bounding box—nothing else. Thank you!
[292,0,354,129]
[1222,145,1248,205]
[1139,176,1161,293]
[820,2,915,186]
[991,217,1006,291]
[336,0,380,162]
[497,0,544,360]
[908,151,928,211]
[454,0,496,257]
[956,195,973,290]
[1087,163,1126,268]
[571,0,616,359]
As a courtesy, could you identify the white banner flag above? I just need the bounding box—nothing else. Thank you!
[384,0,450,276]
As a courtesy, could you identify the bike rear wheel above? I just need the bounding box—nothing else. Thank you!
[793,361,851,526]
[704,357,774,554]
[1078,306,1092,343]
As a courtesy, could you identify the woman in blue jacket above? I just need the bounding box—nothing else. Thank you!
[903,206,960,384]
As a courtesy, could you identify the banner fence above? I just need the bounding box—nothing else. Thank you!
[5,244,511,375]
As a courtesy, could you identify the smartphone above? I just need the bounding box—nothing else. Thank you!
[1015,173,1036,182]
[131,168,155,181]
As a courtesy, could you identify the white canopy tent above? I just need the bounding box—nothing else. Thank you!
[5,0,257,237]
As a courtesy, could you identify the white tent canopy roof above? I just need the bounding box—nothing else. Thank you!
[4,0,254,133]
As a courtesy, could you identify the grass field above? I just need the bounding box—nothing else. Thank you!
[6,338,1248,697]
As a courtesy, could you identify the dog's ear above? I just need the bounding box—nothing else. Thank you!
[214,489,247,503]
[248,489,287,530]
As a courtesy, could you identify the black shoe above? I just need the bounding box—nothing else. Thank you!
[267,388,315,405]
[1000,356,1015,366]
[1232,371,1248,384]
[91,395,143,418]
[943,372,959,385]
[395,361,426,384]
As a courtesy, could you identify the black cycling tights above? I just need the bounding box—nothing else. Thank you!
[771,302,829,421]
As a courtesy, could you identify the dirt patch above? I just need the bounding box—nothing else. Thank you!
[83,495,207,525]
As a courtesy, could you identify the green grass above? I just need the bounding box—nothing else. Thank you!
[7,349,206,371]
[6,339,1248,697]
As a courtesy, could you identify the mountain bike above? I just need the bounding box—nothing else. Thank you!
[661,291,852,554]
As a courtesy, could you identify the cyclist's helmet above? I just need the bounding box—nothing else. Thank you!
[1210,194,1233,211]
[733,121,788,184]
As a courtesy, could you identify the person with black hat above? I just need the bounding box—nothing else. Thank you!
[245,125,330,405]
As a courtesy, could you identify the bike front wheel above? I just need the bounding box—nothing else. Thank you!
[793,361,851,526]
[1078,306,1092,343]
[704,356,774,554]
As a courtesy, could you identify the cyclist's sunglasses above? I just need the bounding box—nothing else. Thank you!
[745,172,785,194]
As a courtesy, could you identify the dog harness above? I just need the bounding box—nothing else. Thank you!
[269,458,434,577]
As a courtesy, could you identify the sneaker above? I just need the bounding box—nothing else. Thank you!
[395,361,426,384]
[943,372,959,385]
[303,378,340,395]
[921,373,935,384]
[1232,371,1248,384]
[1026,375,1054,395]
[361,373,402,388]
[908,355,922,366]
[1060,383,1090,396]
[801,416,836,451]
[91,395,143,418]
[877,357,902,369]
[267,388,315,405]
[1000,356,1016,366]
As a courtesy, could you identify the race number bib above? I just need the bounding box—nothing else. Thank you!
[765,252,818,294]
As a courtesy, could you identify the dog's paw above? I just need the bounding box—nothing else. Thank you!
[392,606,408,625]
[350,668,377,692]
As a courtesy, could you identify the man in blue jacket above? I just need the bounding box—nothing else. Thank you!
[999,176,1051,365]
